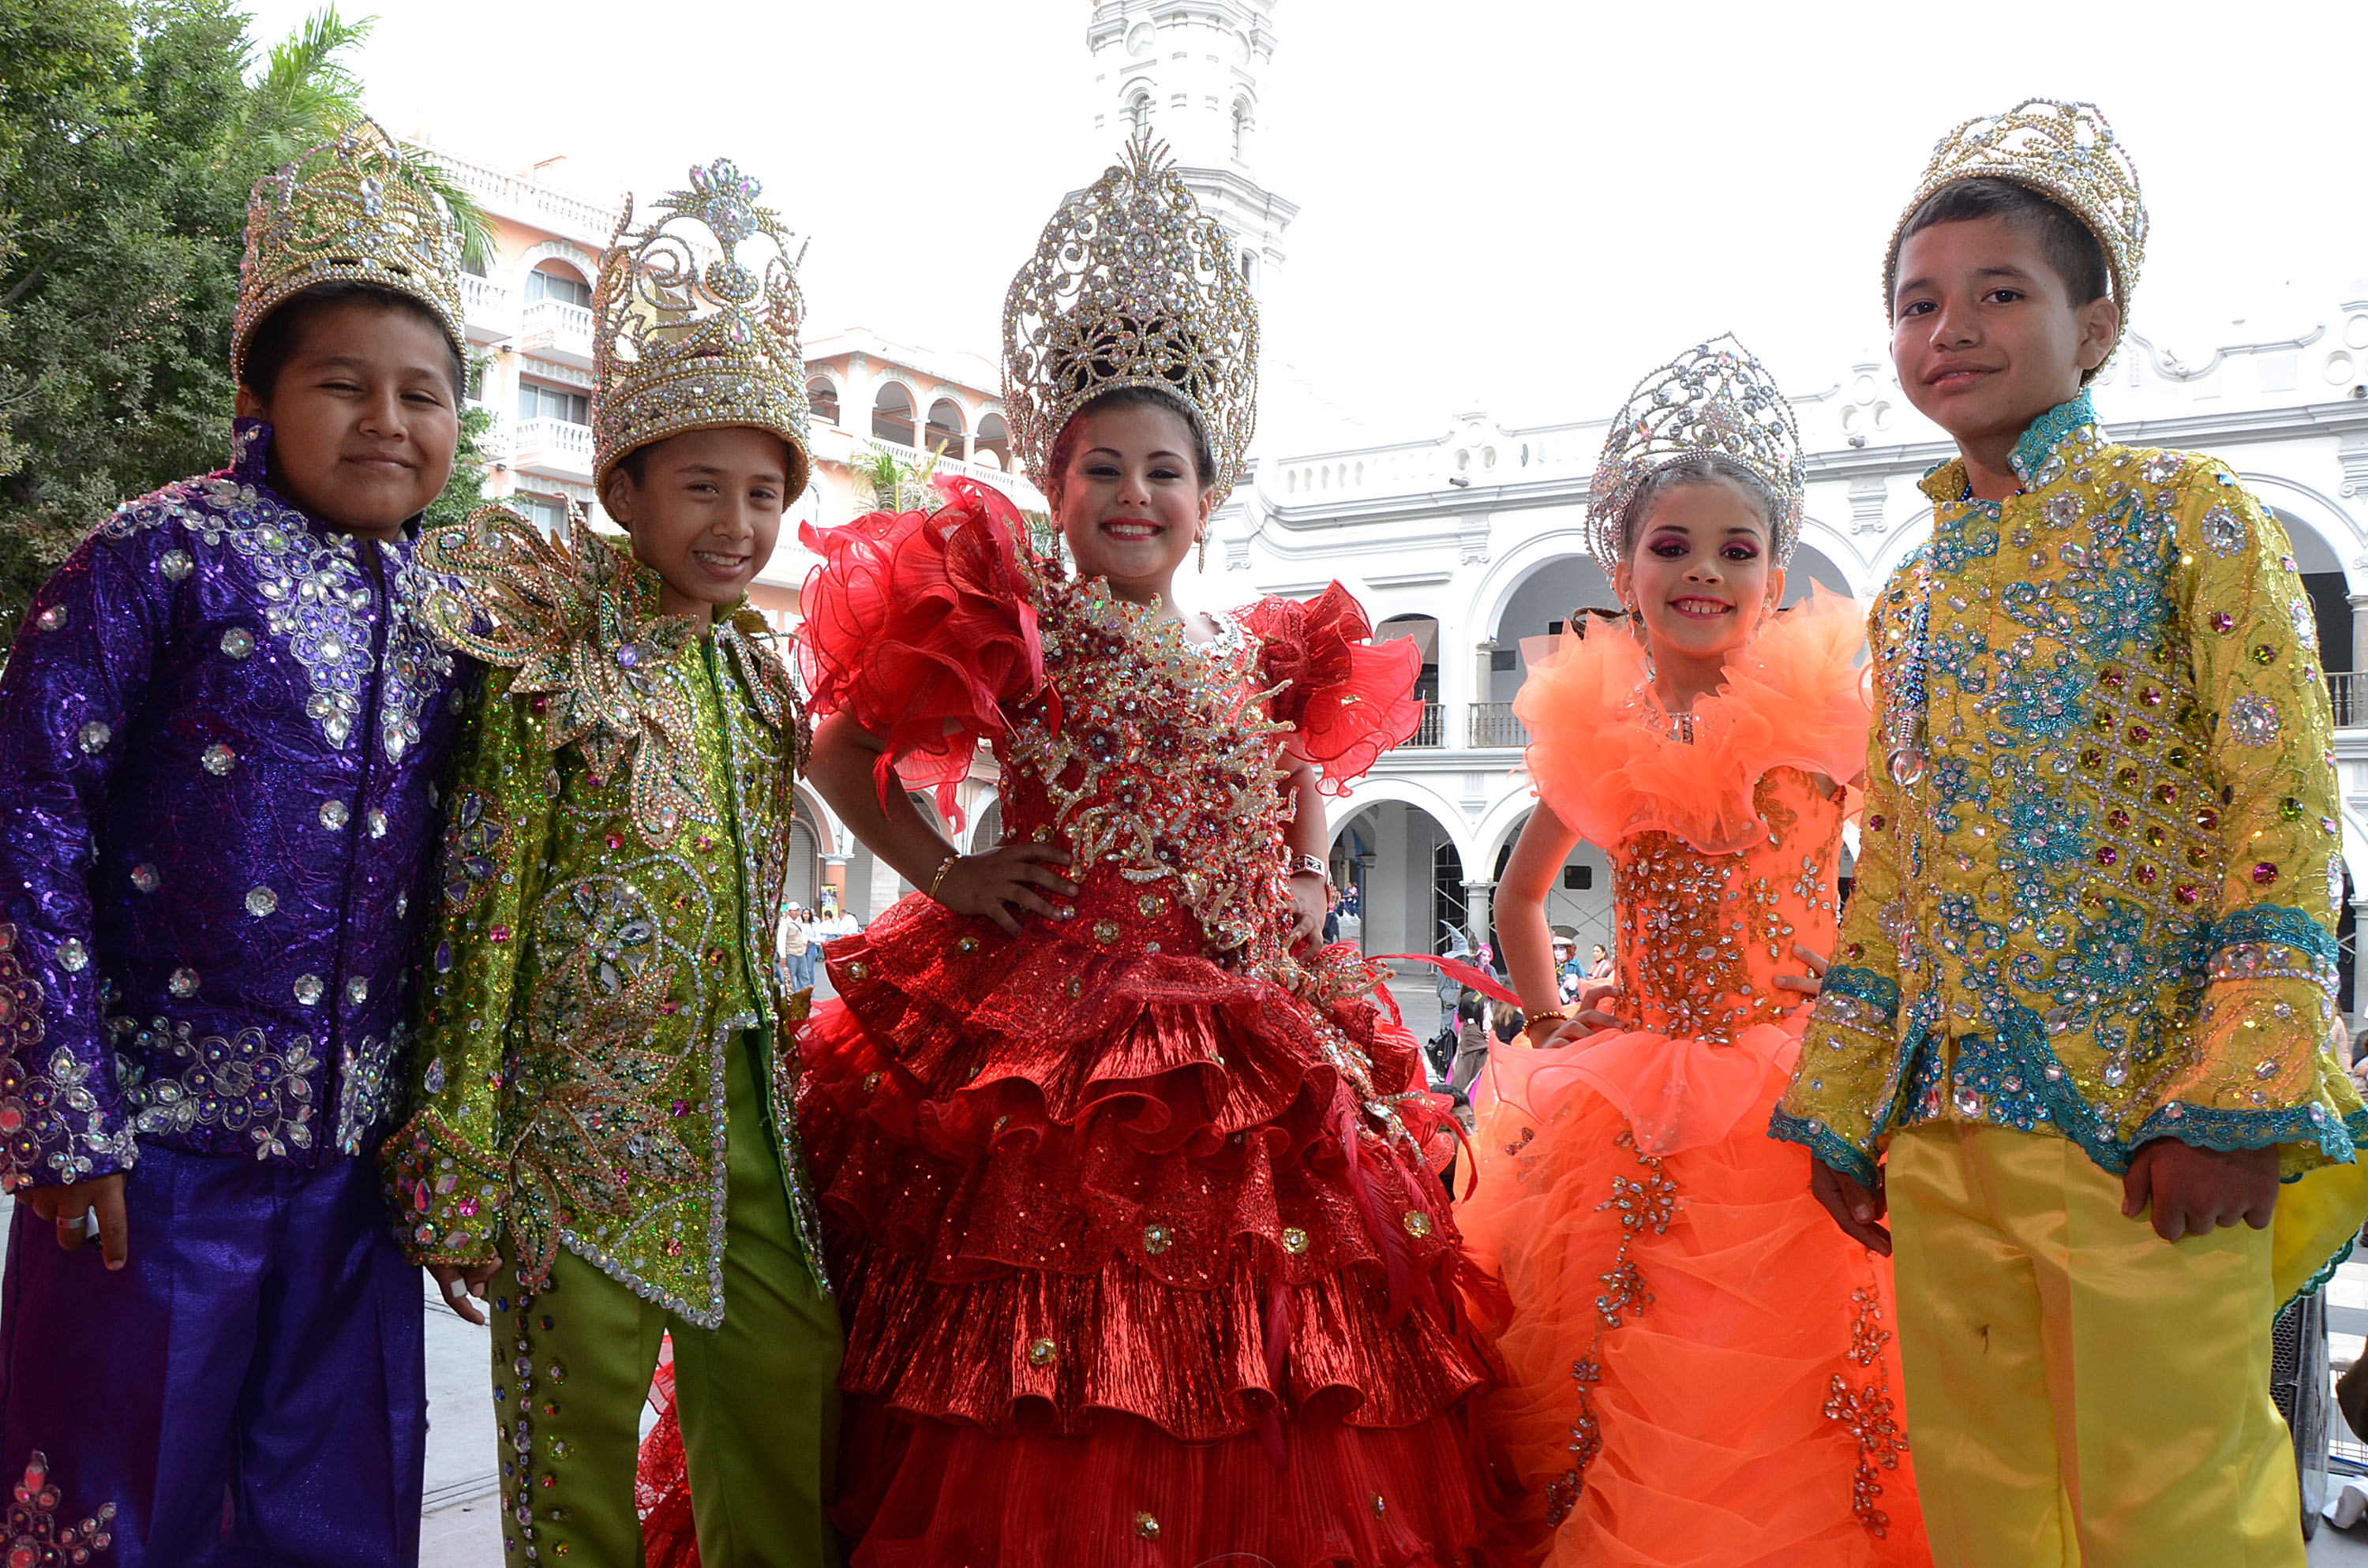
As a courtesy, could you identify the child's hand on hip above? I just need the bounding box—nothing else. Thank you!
[2122,1140,2278,1241]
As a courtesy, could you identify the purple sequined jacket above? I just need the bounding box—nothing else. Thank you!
[0,420,469,1184]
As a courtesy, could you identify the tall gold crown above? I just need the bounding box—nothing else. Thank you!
[231,119,466,378]
[1586,335,1806,575]
[1886,98,2147,334]
[593,157,811,498]
[1002,136,1258,502]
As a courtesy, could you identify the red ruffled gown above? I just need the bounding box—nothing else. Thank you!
[1457,592,1929,1568]
[765,480,1508,1564]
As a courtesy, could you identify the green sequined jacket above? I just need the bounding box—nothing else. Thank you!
[382,510,825,1324]
[1774,393,2368,1188]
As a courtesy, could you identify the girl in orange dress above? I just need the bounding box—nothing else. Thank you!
[1458,338,1929,1568]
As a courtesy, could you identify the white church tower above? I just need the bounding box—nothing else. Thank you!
[1085,0,1298,294]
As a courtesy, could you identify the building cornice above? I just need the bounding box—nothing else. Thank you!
[1246,399,2368,541]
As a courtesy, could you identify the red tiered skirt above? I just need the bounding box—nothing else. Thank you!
[799,878,1513,1566]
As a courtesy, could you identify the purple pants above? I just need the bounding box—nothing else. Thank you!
[0,1147,424,1567]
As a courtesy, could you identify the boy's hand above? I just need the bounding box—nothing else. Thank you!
[1809,1160,1891,1256]
[21,1174,129,1269]
[429,1261,501,1327]
[2122,1140,2278,1241]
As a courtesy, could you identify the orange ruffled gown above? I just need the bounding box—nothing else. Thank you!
[752,480,1512,1566]
[1459,589,1928,1568]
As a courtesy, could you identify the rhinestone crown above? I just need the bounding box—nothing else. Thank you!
[231,119,466,378]
[593,157,811,497]
[1585,335,1806,574]
[1886,98,2147,335]
[1002,135,1258,503]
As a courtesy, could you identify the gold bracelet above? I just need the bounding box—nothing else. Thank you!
[1521,1009,1569,1038]
[927,853,959,900]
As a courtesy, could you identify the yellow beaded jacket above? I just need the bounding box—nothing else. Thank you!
[381,507,825,1325]
[1774,393,2368,1200]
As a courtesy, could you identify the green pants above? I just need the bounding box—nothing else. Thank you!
[492,1035,844,1566]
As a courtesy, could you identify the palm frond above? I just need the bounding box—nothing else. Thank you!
[402,148,496,274]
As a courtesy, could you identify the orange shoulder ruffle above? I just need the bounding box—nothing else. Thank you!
[1513,586,1870,853]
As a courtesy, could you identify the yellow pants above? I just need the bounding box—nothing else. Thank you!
[1887,1123,2318,1568]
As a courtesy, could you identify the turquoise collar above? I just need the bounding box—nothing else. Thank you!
[2007,390,2098,487]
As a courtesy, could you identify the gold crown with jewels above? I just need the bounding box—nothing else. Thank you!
[230,119,467,379]
[1886,98,2147,333]
[593,156,811,498]
[1585,335,1806,575]
[1002,135,1258,503]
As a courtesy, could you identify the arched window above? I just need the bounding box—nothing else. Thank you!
[1231,99,1251,161]
[1127,91,1151,138]
[924,399,965,460]
[871,383,916,446]
[807,376,841,426]
[974,412,1011,470]
[525,261,591,309]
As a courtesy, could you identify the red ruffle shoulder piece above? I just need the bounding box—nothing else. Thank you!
[1235,582,1422,795]
[796,477,1049,824]
[1514,585,1871,854]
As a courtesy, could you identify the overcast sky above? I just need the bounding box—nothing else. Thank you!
[242,0,2361,453]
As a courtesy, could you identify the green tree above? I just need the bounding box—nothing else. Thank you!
[0,2,489,642]
[851,439,945,514]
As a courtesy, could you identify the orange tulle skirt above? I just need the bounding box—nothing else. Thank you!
[1459,1025,1928,1568]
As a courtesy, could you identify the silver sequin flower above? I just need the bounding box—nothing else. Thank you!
[2291,599,2318,651]
[130,863,159,894]
[2200,504,2246,558]
[2227,694,2280,746]
[55,938,88,972]
[293,974,324,1005]
[201,743,236,775]
[159,549,195,581]
[345,975,369,1005]
[220,628,256,660]
[245,887,279,918]
[167,967,200,998]
[77,721,111,754]
[319,800,350,829]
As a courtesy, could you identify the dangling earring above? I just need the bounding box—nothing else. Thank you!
[1197,527,1209,572]
[1625,598,1658,690]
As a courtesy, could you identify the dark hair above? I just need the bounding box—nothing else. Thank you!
[1456,991,1486,1025]
[607,428,799,506]
[240,280,466,402]
[1616,451,1778,560]
[1891,177,2111,313]
[1046,384,1218,500]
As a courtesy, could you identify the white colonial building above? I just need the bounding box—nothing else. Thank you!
[1227,310,2368,1014]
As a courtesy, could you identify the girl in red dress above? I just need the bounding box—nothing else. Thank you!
[654,138,1512,1566]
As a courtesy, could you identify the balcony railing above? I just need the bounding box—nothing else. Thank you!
[1468,702,1528,749]
[519,297,594,363]
[512,417,593,476]
[459,274,512,327]
[1395,702,1444,748]
[2333,672,2361,728]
